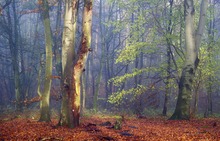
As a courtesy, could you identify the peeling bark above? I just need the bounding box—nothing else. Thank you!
[71,0,93,127]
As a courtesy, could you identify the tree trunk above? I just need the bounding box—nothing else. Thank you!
[12,0,24,111]
[204,81,213,117]
[162,0,173,116]
[93,0,105,112]
[191,82,200,117]
[81,72,86,110]
[6,1,22,112]
[54,0,62,77]
[59,0,79,127]
[71,0,93,127]
[170,0,208,120]
[204,0,215,118]
[39,0,53,122]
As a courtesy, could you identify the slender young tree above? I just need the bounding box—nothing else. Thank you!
[93,0,104,112]
[162,0,173,116]
[170,0,208,120]
[38,0,53,122]
[204,0,215,117]
[4,0,23,111]
[54,0,62,76]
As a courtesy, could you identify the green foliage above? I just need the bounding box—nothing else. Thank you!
[109,68,156,86]
[108,85,146,105]
[107,0,185,107]
[115,28,163,64]
[116,42,148,64]
[195,38,220,89]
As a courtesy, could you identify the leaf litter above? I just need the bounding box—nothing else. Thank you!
[0,115,220,141]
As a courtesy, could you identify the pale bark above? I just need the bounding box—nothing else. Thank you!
[81,72,86,109]
[170,0,208,120]
[72,0,93,127]
[59,0,79,127]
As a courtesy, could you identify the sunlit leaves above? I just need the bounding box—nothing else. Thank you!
[107,0,181,106]
[116,27,163,64]
[109,67,156,86]
[116,42,148,63]
[108,85,146,105]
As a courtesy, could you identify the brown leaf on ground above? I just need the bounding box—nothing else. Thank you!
[0,116,220,141]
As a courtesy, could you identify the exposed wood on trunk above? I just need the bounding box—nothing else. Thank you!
[71,0,93,127]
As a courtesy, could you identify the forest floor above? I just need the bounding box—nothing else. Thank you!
[0,110,220,141]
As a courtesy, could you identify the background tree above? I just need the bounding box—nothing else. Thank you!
[38,0,53,122]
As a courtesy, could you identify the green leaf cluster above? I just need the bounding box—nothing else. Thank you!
[116,42,148,64]
[108,85,146,105]
[194,37,220,91]
[109,67,156,86]
[107,0,185,106]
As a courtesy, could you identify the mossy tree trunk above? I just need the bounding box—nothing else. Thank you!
[170,0,208,120]
[59,0,79,128]
[191,81,200,117]
[71,0,93,127]
[38,0,53,122]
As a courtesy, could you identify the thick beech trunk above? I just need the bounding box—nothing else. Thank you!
[59,0,79,127]
[170,0,207,120]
